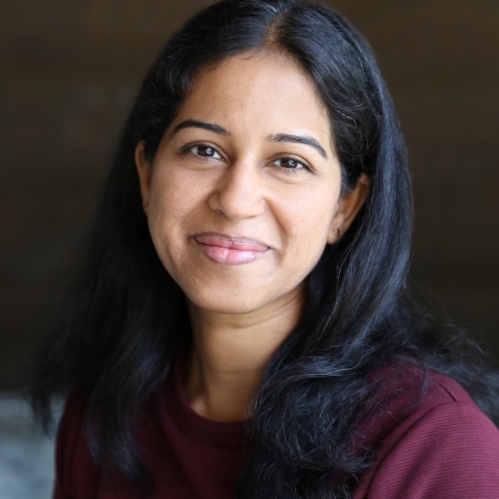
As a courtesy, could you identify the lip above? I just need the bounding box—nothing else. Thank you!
[193,232,270,265]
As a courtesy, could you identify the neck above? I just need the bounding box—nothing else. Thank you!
[183,287,304,422]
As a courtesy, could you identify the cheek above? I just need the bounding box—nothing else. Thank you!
[148,166,212,233]
[284,185,338,238]
[145,170,199,272]
[278,185,339,267]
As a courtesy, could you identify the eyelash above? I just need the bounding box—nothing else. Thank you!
[180,144,312,174]
[181,145,222,160]
[271,157,310,174]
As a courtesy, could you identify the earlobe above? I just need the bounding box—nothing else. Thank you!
[135,140,152,212]
[327,174,370,244]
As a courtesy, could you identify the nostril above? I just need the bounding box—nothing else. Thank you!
[207,166,265,221]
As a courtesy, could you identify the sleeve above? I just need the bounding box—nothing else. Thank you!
[363,402,499,499]
[53,392,86,499]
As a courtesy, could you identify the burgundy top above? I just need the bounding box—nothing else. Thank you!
[53,366,499,498]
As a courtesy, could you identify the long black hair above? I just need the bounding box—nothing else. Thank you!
[29,0,499,497]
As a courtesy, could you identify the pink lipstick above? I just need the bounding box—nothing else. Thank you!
[193,233,270,265]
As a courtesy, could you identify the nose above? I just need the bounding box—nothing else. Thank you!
[208,161,266,221]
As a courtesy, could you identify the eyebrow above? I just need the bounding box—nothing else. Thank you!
[171,120,328,159]
[171,119,229,137]
[269,133,328,159]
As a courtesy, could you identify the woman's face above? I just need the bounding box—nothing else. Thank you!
[136,51,367,316]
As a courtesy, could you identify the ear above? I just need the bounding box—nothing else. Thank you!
[327,173,370,244]
[135,140,152,212]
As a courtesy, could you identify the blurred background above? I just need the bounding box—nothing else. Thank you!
[1,0,498,496]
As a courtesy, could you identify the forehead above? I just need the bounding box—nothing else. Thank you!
[173,51,332,146]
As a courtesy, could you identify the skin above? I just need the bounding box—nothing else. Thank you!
[135,50,369,422]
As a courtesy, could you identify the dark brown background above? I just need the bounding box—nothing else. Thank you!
[1,0,498,391]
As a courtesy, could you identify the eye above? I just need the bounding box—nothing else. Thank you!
[272,157,309,172]
[190,145,222,159]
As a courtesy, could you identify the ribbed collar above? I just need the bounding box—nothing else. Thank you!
[162,363,248,447]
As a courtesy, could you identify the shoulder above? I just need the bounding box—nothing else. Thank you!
[54,389,163,499]
[54,390,102,499]
[354,369,499,499]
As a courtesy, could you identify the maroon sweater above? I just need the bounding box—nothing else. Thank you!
[54,366,499,498]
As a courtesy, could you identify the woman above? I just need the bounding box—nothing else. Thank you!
[30,0,499,498]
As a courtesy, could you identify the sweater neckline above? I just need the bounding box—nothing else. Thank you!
[162,362,247,447]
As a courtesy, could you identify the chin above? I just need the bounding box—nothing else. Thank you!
[186,289,265,315]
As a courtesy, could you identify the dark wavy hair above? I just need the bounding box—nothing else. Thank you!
[29,0,499,497]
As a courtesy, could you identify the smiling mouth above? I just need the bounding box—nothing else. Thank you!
[193,232,270,265]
